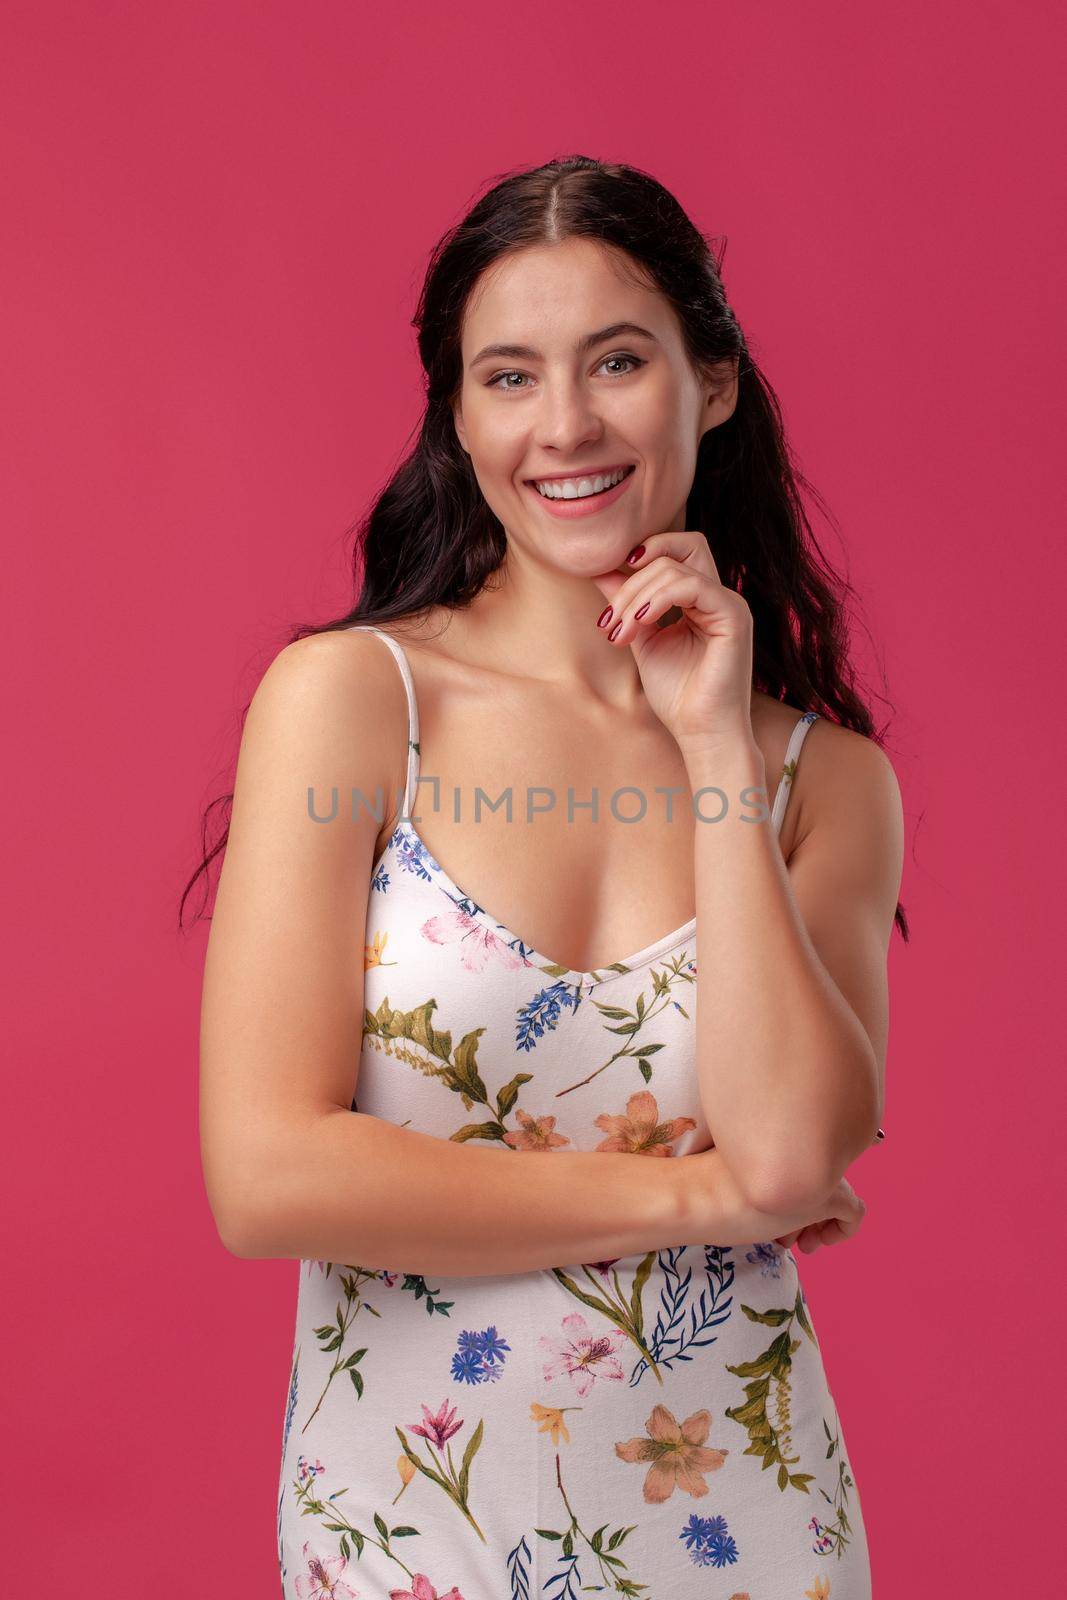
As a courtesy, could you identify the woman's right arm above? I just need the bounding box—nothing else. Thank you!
[198,634,856,1278]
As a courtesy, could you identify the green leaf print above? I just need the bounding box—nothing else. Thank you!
[452,1120,507,1142]
[530,1431,649,1596]
[810,1412,858,1559]
[555,952,697,1099]
[364,995,538,1141]
[724,1285,820,1495]
[291,1461,421,1586]
[496,1070,534,1118]
[394,1422,487,1542]
[301,1268,384,1433]
[457,1415,483,1498]
[630,1252,655,1326]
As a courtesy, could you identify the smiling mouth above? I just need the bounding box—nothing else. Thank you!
[526,464,636,500]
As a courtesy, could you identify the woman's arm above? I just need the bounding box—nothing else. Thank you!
[684,723,904,1214]
[198,634,846,1276]
[228,1104,856,1275]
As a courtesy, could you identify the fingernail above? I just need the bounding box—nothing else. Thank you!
[609,620,623,641]
[597,605,613,629]
[627,543,645,564]
[634,601,650,620]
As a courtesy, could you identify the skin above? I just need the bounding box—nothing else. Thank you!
[371,236,902,1251]
[200,236,901,1266]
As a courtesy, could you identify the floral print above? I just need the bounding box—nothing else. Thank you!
[275,627,871,1597]
[539,1310,628,1396]
[614,1402,730,1502]
[594,1087,697,1155]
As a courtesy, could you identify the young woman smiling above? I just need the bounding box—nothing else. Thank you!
[191,155,903,1599]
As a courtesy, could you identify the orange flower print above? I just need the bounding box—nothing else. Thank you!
[529,1401,573,1446]
[364,931,397,970]
[593,1089,697,1157]
[420,904,528,973]
[614,1404,730,1503]
[503,1109,571,1152]
[804,1580,831,1600]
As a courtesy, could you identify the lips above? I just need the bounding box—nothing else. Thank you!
[524,463,636,489]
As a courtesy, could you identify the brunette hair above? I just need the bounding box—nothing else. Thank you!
[180,153,908,939]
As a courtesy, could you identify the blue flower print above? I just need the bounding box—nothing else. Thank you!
[451,1325,512,1385]
[395,829,439,881]
[516,982,581,1050]
[679,1512,740,1567]
[745,1240,784,1277]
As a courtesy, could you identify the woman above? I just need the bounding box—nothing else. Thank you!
[193,155,904,1600]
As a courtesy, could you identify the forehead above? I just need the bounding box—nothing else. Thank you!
[461,238,664,347]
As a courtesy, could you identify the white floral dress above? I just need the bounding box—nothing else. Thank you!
[276,624,872,1600]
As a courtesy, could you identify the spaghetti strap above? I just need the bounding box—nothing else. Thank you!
[345,624,421,820]
[770,710,819,833]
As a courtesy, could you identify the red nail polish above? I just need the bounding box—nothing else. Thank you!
[609,620,623,641]
[634,601,650,620]
[597,605,613,628]
[627,543,645,564]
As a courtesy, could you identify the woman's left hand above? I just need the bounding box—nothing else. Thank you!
[591,530,754,753]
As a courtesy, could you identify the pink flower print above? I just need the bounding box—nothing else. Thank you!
[294,1540,360,1598]
[420,904,527,973]
[389,1576,467,1600]
[539,1310,626,1397]
[593,1089,697,1157]
[503,1109,571,1152]
[408,1397,464,1450]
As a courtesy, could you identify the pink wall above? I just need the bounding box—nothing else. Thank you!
[4,1,1060,1592]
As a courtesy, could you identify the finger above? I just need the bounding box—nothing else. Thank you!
[602,568,721,645]
[624,529,721,583]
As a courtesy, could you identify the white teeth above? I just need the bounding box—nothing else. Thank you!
[533,466,631,499]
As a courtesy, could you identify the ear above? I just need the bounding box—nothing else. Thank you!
[700,356,740,439]
[452,398,469,455]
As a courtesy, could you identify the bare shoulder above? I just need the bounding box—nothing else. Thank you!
[233,628,410,824]
[793,714,902,820]
[784,711,905,897]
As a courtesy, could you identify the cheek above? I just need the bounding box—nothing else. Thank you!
[465,402,527,466]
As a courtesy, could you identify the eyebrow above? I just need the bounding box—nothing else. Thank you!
[468,322,660,368]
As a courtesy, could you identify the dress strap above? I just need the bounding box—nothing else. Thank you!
[345,625,421,820]
[769,711,819,834]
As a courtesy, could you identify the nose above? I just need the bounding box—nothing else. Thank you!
[532,379,606,457]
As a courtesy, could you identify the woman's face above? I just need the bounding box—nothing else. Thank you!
[453,237,737,575]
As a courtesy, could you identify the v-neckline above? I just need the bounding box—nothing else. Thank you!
[353,622,815,988]
[378,816,698,988]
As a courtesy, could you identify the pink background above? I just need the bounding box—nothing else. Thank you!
[4,1,1061,1591]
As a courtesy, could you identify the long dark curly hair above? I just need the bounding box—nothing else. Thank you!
[179,153,908,940]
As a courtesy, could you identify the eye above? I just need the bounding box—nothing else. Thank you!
[600,354,643,377]
[484,353,645,391]
[486,371,531,392]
